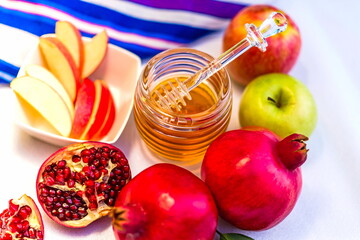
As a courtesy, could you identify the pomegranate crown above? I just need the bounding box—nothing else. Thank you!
[111,203,147,235]
[277,133,309,170]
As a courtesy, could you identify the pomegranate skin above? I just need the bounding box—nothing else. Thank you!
[112,163,218,240]
[201,128,305,230]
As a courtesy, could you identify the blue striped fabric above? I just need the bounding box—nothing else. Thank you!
[0,0,251,84]
[0,59,19,84]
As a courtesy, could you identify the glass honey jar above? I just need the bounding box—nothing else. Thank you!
[133,48,232,164]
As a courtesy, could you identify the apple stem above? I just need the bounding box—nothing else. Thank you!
[267,96,281,108]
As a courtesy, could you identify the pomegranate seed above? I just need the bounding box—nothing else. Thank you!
[63,168,71,179]
[57,160,66,168]
[15,232,23,238]
[3,232,13,240]
[55,174,65,184]
[92,159,100,167]
[72,155,81,163]
[67,179,75,188]
[78,207,86,214]
[51,209,58,216]
[21,220,30,231]
[102,146,110,152]
[85,180,95,187]
[65,210,71,218]
[102,152,109,159]
[66,198,73,205]
[9,222,17,233]
[107,198,114,206]
[82,156,90,163]
[82,166,90,173]
[95,152,102,159]
[81,149,91,157]
[28,228,36,238]
[88,195,97,203]
[18,206,32,219]
[93,171,101,180]
[11,216,21,224]
[44,176,55,186]
[62,203,69,209]
[89,202,97,210]
[37,230,44,239]
[9,201,19,215]
[101,169,108,175]
[120,158,128,166]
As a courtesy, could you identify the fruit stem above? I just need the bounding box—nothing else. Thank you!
[267,96,281,108]
[277,133,309,170]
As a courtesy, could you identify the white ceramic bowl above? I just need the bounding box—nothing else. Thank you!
[15,37,141,146]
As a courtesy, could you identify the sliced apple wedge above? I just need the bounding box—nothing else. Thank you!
[39,36,80,102]
[70,78,96,139]
[91,81,116,140]
[55,21,84,73]
[80,79,110,140]
[24,64,75,119]
[82,30,108,79]
[10,76,73,137]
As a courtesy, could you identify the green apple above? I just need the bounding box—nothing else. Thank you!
[239,73,317,138]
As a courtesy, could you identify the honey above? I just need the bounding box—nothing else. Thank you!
[150,77,217,115]
[134,48,232,163]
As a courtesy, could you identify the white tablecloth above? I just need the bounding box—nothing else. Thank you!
[1,0,359,239]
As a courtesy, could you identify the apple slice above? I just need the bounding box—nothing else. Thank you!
[10,76,73,137]
[55,21,84,73]
[91,81,116,140]
[24,64,75,119]
[81,79,111,140]
[39,36,80,102]
[82,30,108,79]
[70,78,96,139]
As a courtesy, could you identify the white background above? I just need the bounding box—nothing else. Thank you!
[1,0,360,239]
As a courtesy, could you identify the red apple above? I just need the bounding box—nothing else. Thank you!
[81,80,110,140]
[70,78,96,139]
[82,30,109,79]
[55,21,84,74]
[11,75,73,137]
[24,64,75,120]
[223,5,301,85]
[91,81,116,140]
[39,36,81,102]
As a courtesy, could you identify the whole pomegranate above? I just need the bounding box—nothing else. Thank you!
[201,128,308,230]
[0,194,44,239]
[111,163,218,240]
[36,142,131,228]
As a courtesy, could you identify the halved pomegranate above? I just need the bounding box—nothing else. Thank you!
[36,142,131,228]
[0,194,44,240]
